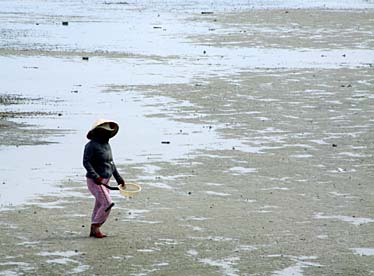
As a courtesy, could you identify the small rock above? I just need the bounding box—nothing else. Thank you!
[201,11,214,15]
[58,113,62,116]
[62,21,69,26]
[82,225,85,228]
[161,141,170,144]
[332,144,338,147]
[203,50,206,54]
[188,192,192,195]
[82,57,89,61]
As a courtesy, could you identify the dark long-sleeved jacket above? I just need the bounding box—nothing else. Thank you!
[83,139,123,183]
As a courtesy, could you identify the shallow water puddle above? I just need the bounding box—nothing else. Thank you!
[351,248,374,257]
[314,213,374,225]
[180,216,210,222]
[205,191,231,197]
[180,222,205,232]
[261,187,290,191]
[17,240,40,246]
[124,209,150,219]
[235,244,258,252]
[137,248,161,253]
[38,250,79,258]
[0,56,260,206]
[25,199,69,209]
[186,249,199,257]
[229,166,257,175]
[199,256,240,276]
[270,255,321,276]
[0,261,33,276]
[190,236,236,242]
[36,250,88,272]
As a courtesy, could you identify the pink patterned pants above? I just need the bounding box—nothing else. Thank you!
[86,177,113,225]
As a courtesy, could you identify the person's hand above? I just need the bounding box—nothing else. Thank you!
[95,177,104,185]
[118,180,126,189]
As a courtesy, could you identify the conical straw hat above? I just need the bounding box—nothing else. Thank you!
[87,119,119,139]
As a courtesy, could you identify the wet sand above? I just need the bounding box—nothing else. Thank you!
[1,3,374,276]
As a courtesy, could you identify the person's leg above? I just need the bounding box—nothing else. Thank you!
[91,195,101,222]
[92,182,112,223]
[87,178,113,238]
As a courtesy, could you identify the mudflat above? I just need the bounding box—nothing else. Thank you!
[0,3,373,276]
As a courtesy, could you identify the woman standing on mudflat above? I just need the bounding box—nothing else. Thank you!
[83,119,126,238]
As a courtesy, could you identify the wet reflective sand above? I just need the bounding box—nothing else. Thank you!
[0,1,373,275]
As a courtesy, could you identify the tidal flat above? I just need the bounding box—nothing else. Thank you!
[0,1,373,275]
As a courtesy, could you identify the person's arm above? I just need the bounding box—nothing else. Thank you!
[83,143,101,182]
[112,163,125,187]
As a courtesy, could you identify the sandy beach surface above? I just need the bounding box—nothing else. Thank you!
[1,0,373,275]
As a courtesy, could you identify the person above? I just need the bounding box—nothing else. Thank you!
[83,119,126,238]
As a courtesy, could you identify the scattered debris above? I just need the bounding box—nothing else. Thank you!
[341,84,352,88]
[23,66,39,69]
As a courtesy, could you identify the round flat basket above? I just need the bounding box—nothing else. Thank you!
[118,183,141,197]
